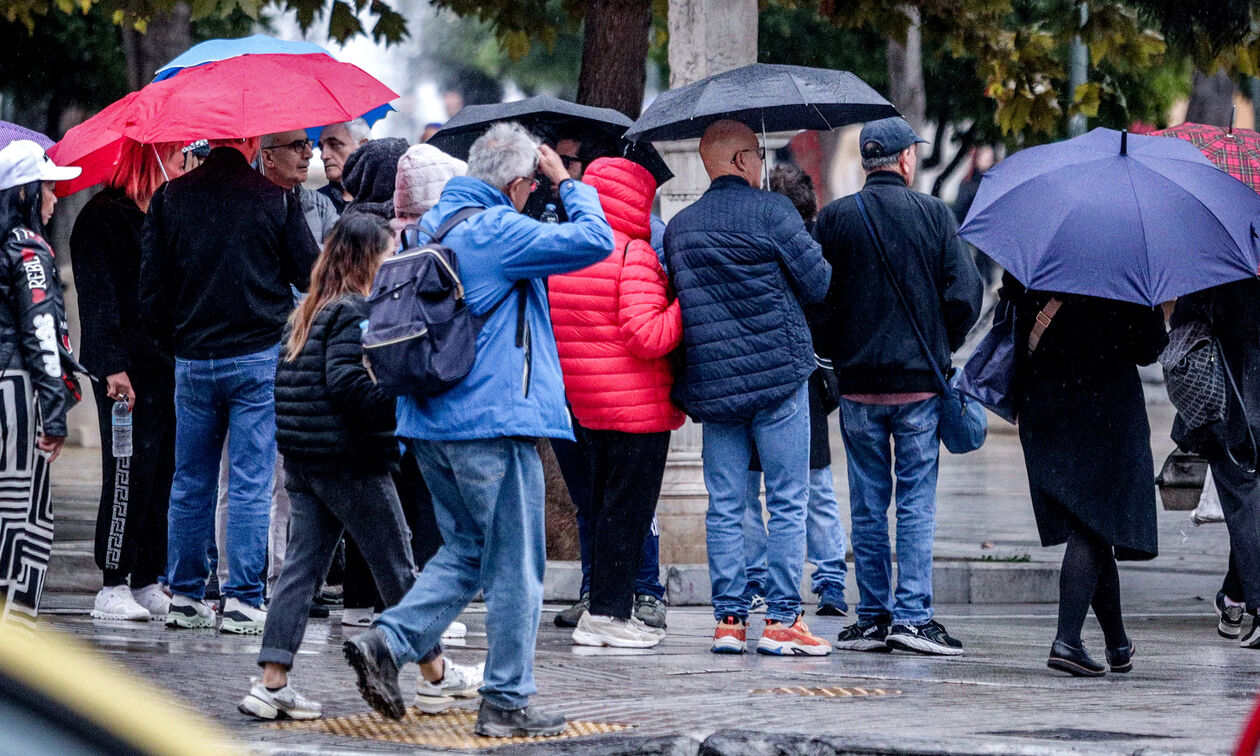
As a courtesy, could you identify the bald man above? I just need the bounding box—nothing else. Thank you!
[663,119,832,656]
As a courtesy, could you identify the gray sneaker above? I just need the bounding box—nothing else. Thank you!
[474,700,566,737]
[554,593,589,628]
[633,594,667,629]
[1217,592,1245,639]
[344,628,406,720]
[238,678,322,720]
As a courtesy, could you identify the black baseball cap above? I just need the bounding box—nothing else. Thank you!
[859,117,928,159]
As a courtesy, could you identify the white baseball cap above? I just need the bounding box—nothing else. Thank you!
[0,140,81,192]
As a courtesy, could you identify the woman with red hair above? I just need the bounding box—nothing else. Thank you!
[71,138,184,622]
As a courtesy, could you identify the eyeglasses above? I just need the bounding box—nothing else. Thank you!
[263,139,314,154]
[510,175,539,193]
[730,147,766,164]
[559,154,580,169]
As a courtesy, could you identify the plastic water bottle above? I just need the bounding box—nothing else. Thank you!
[111,399,133,458]
[541,203,559,224]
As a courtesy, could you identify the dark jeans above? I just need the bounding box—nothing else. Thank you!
[579,427,671,619]
[1207,336,1260,612]
[93,368,174,588]
[258,461,437,669]
[551,433,665,600]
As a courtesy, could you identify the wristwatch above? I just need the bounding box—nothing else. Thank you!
[557,178,575,193]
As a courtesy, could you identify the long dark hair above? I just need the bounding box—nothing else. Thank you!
[285,213,392,361]
[0,180,43,240]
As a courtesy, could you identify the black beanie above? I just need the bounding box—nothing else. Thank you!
[342,137,410,219]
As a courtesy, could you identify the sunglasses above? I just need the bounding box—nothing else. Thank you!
[559,154,581,169]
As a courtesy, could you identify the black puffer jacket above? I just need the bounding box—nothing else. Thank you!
[275,294,397,470]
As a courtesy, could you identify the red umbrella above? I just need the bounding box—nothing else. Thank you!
[1152,122,1260,194]
[49,53,396,195]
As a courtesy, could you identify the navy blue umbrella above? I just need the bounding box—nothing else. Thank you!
[960,127,1260,306]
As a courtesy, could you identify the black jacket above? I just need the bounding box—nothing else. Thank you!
[0,227,75,436]
[275,294,397,470]
[814,171,983,394]
[71,188,173,376]
[139,147,320,360]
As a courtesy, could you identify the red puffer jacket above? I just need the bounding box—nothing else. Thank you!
[549,158,685,433]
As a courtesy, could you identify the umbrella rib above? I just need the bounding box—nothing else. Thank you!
[786,71,834,131]
[1122,158,1155,303]
[1132,160,1247,257]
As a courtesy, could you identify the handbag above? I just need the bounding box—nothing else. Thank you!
[957,298,1018,424]
[1155,450,1209,511]
[853,193,987,454]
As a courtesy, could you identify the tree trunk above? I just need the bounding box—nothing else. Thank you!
[576,0,653,119]
[1186,68,1236,128]
[886,4,926,135]
[120,2,192,91]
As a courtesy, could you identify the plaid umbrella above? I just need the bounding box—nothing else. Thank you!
[1152,122,1260,193]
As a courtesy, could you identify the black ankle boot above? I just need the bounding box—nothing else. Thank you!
[1048,639,1106,677]
[1105,641,1135,673]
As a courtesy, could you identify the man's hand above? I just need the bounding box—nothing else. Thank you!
[538,144,570,187]
[37,434,65,462]
[106,371,135,411]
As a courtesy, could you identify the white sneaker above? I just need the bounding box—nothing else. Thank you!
[341,607,375,627]
[166,594,216,629]
[91,585,151,621]
[442,620,467,640]
[571,611,664,649]
[131,583,170,619]
[220,597,266,635]
[415,660,484,713]
[238,678,322,720]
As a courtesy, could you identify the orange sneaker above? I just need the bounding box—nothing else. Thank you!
[712,615,747,654]
[757,615,832,656]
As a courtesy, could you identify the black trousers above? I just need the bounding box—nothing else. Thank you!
[580,425,671,619]
[343,452,443,610]
[93,367,175,588]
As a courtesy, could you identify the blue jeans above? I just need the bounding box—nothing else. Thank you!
[167,344,280,606]
[702,382,810,623]
[744,467,848,604]
[838,397,940,626]
[375,438,544,710]
[552,434,665,600]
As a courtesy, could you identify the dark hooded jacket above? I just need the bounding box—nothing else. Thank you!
[342,137,409,220]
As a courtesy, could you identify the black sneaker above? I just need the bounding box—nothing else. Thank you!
[886,620,964,656]
[343,628,405,720]
[1216,592,1244,639]
[554,594,589,628]
[1241,614,1260,650]
[308,603,330,619]
[474,700,567,737]
[634,594,667,629]
[835,617,891,652]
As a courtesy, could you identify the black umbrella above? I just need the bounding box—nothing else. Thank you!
[427,94,673,185]
[624,63,899,143]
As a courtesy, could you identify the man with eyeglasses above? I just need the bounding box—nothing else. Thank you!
[261,130,338,246]
[663,119,833,657]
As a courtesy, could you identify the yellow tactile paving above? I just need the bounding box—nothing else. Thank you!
[270,707,633,749]
[750,686,902,698]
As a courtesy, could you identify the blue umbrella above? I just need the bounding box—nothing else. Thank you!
[153,33,392,138]
[960,127,1260,306]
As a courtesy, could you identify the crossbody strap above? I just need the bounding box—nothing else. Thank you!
[402,206,485,250]
[853,192,949,395]
[1026,297,1062,355]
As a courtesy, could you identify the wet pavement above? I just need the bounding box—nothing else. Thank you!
[33,383,1260,754]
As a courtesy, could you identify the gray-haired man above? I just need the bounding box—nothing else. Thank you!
[343,122,614,737]
[316,118,371,212]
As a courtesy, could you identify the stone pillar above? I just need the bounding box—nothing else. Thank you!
[654,0,758,564]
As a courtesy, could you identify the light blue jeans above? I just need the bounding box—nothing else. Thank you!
[375,437,544,710]
[744,467,848,604]
[167,344,280,606]
[702,382,810,623]
[838,397,940,626]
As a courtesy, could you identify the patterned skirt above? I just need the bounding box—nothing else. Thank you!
[0,369,53,628]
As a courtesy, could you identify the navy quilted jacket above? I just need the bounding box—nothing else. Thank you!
[664,175,831,421]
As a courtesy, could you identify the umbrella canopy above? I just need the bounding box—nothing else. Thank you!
[50,53,396,194]
[153,33,392,138]
[0,121,52,151]
[959,127,1260,307]
[1151,122,1260,194]
[428,95,673,184]
[624,63,899,143]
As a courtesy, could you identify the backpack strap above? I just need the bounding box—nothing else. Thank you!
[401,206,485,251]
[1026,298,1061,355]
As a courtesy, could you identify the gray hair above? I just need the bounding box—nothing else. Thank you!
[467,122,540,193]
[861,150,903,173]
[321,118,371,144]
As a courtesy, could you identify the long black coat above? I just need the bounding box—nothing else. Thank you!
[1007,278,1167,560]
[275,294,398,472]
